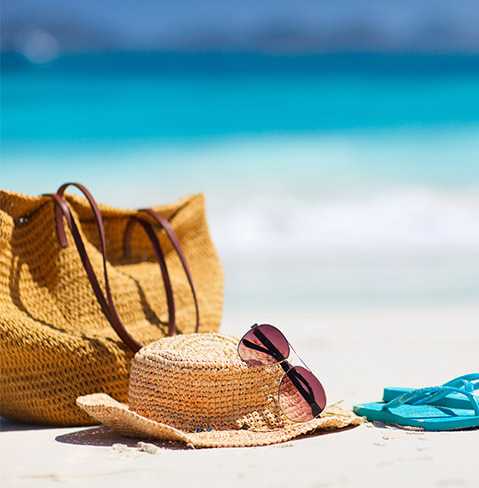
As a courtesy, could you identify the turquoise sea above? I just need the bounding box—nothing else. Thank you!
[2,52,479,311]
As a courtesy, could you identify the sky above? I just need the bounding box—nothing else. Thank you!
[2,1,479,53]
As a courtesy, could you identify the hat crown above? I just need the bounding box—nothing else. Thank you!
[128,333,285,432]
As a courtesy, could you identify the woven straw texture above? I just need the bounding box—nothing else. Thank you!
[77,334,364,448]
[0,190,223,426]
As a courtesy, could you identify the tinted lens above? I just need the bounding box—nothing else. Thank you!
[279,366,327,422]
[238,324,290,366]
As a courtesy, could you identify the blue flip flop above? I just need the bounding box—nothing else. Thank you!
[354,385,479,431]
[383,374,479,410]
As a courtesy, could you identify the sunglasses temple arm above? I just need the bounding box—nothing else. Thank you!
[244,342,316,410]
[246,328,322,417]
[285,342,321,415]
[252,330,320,416]
[287,341,312,372]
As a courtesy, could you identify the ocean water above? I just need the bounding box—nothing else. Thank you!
[2,52,479,312]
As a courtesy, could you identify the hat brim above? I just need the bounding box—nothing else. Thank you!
[77,394,364,448]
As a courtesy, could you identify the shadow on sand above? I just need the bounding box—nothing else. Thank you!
[55,426,188,450]
[55,425,359,451]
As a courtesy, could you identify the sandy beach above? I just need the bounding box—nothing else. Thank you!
[3,34,479,488]
[2,304,478,488]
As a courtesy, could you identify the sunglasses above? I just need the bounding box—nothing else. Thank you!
[238,323,327,422]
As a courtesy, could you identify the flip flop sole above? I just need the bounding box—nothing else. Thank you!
[354,402,479,431]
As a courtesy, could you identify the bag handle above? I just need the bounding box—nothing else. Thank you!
[50,182,176,353]
[123,208,200,333]
[129,216,176,337]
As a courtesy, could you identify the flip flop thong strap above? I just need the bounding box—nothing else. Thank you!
[413,376,479,405]
[382,386,479,416]
[444,374,479,391]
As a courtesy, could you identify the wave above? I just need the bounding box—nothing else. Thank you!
[3,128,479,259]
[210,187,479,258]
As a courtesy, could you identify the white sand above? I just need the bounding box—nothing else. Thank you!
[2,304,478,488]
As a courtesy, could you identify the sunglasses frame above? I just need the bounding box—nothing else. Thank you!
[238,323,326,422]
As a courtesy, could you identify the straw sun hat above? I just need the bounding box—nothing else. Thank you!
[77,333,363,448]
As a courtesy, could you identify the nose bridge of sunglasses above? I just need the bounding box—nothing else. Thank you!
[278,358,290,371]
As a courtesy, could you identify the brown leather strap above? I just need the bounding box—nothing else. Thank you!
[51,182,176,353]
[143,208,200,333]
[124,208,200,333]
[51,189,143,352]
[127,217,176,337]
[57,184,142,351]
[50,194,113,324]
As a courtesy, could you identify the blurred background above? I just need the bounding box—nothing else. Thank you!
[2,1,479,324]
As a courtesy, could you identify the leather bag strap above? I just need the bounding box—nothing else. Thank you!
[123,207,200,333]
[128,217,176,337]
[50,182,176,353]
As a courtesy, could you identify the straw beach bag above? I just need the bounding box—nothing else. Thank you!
[0,183,223,426]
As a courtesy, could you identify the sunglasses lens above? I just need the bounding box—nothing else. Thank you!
[238,324,290,366]
[279,366,326,422]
